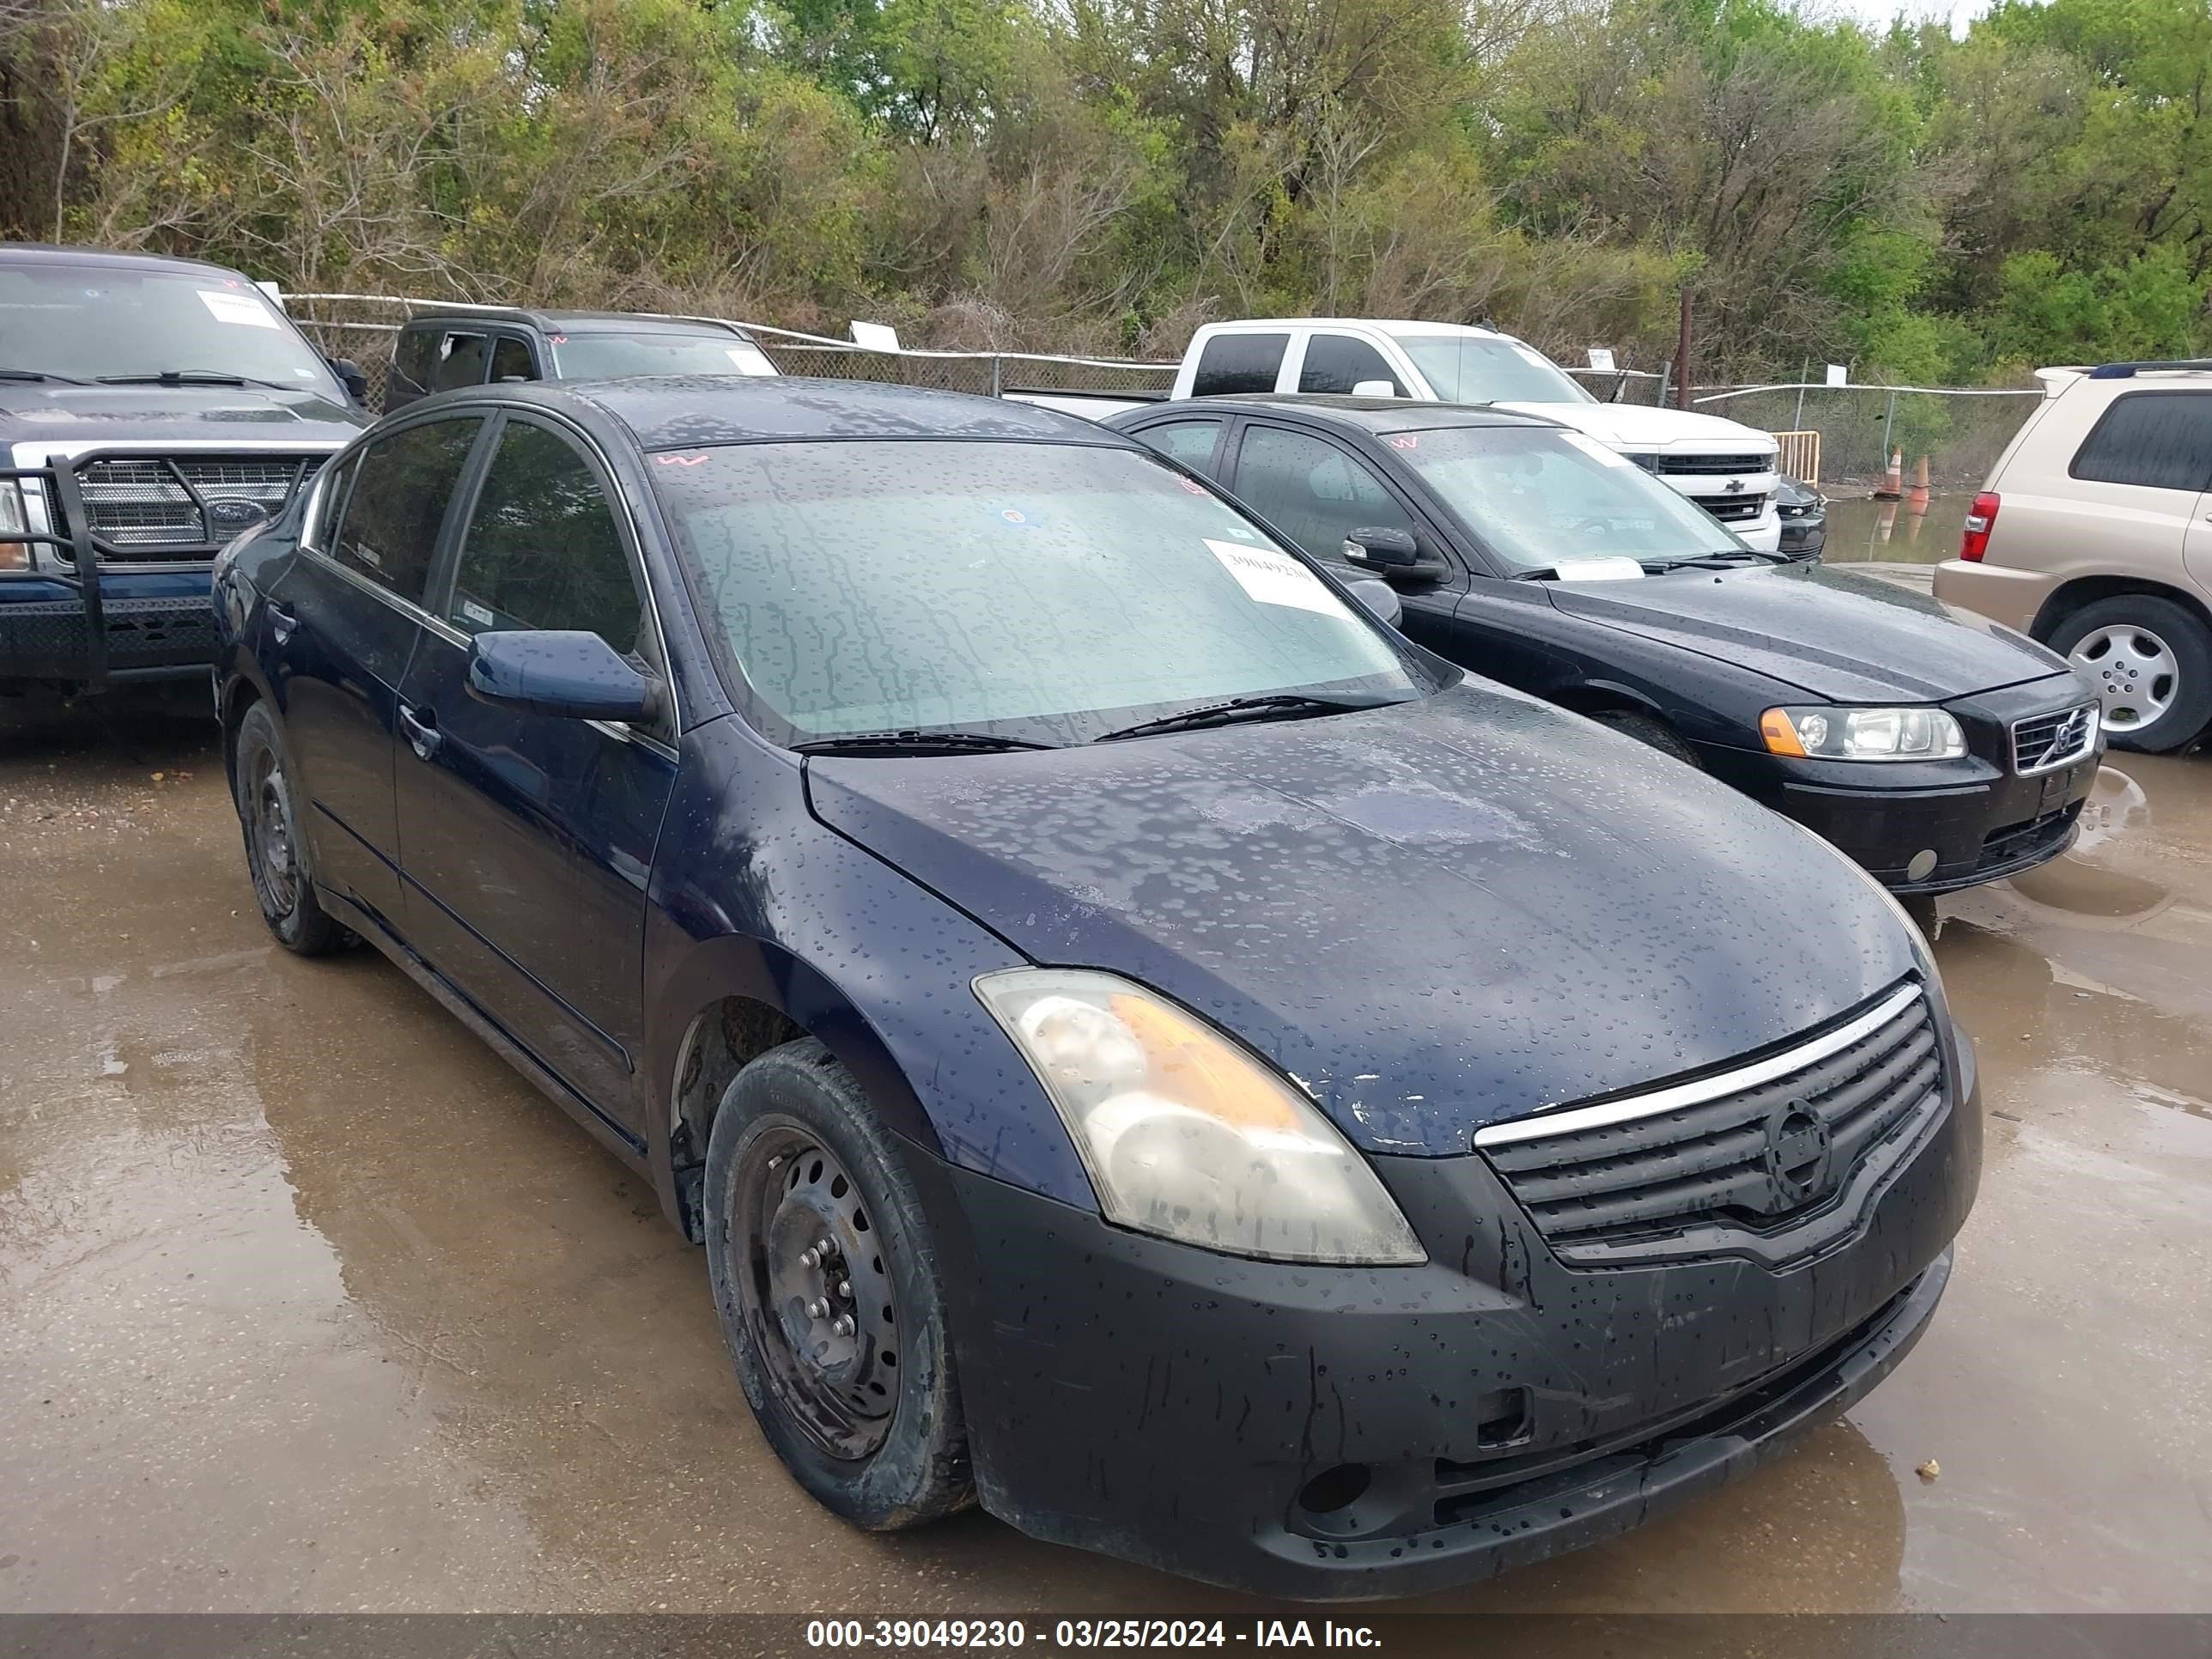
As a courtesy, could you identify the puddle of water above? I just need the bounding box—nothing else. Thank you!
[1820,495,1972,566]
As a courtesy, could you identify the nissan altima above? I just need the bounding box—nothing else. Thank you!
[212,376,1979,1598]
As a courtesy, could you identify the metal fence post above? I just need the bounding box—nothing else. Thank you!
[1881,389,1898,463]
[1791,362,1808,434]
[990,355,1002,398]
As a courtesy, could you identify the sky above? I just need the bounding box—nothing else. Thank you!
[1815,0,1990,34]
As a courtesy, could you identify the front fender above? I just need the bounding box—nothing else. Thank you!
[641,717,1098,1230]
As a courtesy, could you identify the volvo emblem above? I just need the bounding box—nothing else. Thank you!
[1759,1097,1833,1212]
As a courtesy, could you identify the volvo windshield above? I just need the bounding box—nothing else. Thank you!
[1392,426,1747,572]
[653,440,1427,746]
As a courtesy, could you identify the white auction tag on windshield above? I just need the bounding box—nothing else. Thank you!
[1560,432,1631,467]
[1552,557,1646,582]
[1205,538,1348,617]
[198,289,279,329]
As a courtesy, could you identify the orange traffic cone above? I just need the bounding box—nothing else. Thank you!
[1875,448,1903,500]
[1906,454,1930,513]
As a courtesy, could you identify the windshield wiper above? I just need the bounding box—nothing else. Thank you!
[1,368,86,384]
[1655,549,1793,569]
[1092,692,1400,743]
[94,369,296,391]
[792,729,1056,757]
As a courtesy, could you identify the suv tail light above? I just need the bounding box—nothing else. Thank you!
[1960,491,2000,562]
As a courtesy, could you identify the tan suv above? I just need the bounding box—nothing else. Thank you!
[1935,363,2212,752]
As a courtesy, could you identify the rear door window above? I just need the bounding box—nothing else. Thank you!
[2069,392,2212,492]
[1191,333,1290,397]
[392,328,436,397]
[331,416,485,604]
[432,331,490,392]
[1298,334,1407,397]
[1135,419,1225,474]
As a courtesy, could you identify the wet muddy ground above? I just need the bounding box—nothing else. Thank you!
[3,692,2209,1617]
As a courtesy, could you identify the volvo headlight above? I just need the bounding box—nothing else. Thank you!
[1760,705,1966,762]
[975,969,1425,1266]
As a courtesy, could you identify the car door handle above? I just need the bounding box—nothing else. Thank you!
[266,602,297,646]
[398,702,442,762]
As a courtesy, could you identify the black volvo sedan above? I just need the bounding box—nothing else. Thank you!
[212,376,1977,1598]
[1112,396,2103,895]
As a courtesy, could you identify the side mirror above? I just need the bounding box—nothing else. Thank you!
[1351,380,1398,398]
[466,629,659,723]
[1340,525,1420,568]
[1346,577,1402,627]
[326,356,369,406]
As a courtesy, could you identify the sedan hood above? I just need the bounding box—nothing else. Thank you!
[1495,400,1776,452]
[1547,562,2073,702]
[805,684,1917,1155]
[0,382,368,450]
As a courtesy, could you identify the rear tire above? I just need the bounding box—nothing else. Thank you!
[1591,708,1702,768]
[703,1039,973,1530]
[2045,596,2212,754]
[232,701,353,956]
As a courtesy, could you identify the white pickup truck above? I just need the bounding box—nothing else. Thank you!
[1014,318,1784,551]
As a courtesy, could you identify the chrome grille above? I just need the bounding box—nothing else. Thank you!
[2011,703,2097,775]
[1477,985,1940,1265]
[70,456,320,560]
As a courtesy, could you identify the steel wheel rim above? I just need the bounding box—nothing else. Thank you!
[247,747,300,919]
[2069,624,2178,731]
[732,1122,900,1461]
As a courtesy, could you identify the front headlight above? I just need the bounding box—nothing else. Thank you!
[1760,705,1966,762]
[975,969,1426,1266]
[0,481,30,571]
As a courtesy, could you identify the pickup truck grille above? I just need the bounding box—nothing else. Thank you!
[1697,493,1768,523]
[1476,984,1940,1266]
[66,456,321,562]
[1650,453,1773,476]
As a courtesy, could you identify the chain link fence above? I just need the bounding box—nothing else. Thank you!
[281,295,2044,491]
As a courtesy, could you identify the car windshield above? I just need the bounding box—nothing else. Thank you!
[1392,334,1595,405]
[549,331,776,379]
[653,440,1425,746]
[1392,426,1746,571]
[0,264,337,389]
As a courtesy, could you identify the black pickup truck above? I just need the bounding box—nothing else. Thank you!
[2,243,371,694]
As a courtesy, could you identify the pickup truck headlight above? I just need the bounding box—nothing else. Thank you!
[975,969,1426,1266]
[0,482,29,570]
[1760,705,1966,762]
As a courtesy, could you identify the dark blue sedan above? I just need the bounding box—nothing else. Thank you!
[210,376,1978,1599]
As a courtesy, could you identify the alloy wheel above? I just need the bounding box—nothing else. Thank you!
[2068,623,2176,732]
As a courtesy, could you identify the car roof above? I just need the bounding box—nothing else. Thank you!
[420,375,1134,450]
[0,241,255,279]
[1199,318,1514,341]
[1132,393,1569,436]
[402,307,747,337]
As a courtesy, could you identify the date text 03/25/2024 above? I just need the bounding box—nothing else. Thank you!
[805,1620,1384,1649]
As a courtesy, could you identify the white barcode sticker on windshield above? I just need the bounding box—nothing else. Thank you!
[1559,432,1631,467]
[1205,539,1348,617]
[198,289,279,329]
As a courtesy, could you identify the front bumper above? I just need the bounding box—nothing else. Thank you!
[912,1032,1978,1600]
[0,572,217,686]
[1778,514,1826,555]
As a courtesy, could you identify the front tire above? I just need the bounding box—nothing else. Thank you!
[232,701,353,956]
[703,1039,972,1530]
[2045,596,2212,754]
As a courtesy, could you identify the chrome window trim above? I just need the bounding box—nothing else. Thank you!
[1472,983,1925,1150]
[2011,703,2098,776]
